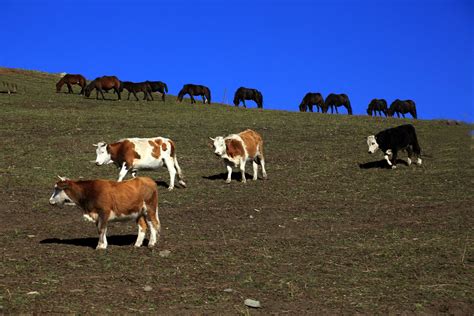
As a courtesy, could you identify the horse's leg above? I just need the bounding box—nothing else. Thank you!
[127,91,131,100]
[161,91,165,101]
[190,94,195,104]
[335,106,339,114]
[99,88,106,100]
[66,83,73,94]
[243,100,246,108]
[149,91,154,101]
[133,91,139,101]
[402,113,406,118]
[96,89,99,100]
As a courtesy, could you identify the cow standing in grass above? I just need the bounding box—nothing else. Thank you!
[94,137,186,191]
[49,177,161,250]
[367,124,422,168]
[210,129,267,183]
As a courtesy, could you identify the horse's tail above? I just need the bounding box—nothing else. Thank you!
[257,91,263,108]
[346,98,353,115]
[206,88,211,104]
[164,83,168,93]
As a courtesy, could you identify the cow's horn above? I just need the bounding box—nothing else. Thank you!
[57,175,67,181]
[209,137,215,141]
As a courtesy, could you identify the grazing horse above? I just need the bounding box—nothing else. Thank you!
[84,76,121,100]
[324,93,352,115]
[146,81,168,101]
[177,84,211,104]
[56,74,87,95]
[122,81,153,101]
[299,92,325,112]
[387,99,417,119]
[233,87,263,108]
[367,98,388,117]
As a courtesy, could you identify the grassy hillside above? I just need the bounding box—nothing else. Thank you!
[0,68,472,314]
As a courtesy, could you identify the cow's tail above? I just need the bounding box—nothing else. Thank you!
[170,141,186,188]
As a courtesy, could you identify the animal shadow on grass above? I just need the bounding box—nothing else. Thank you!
[359,159,409,169]
[203,172,253,181]
[40,234,140,249]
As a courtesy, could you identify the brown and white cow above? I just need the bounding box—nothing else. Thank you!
[94,137,186,191]
[210,129,267,183]
[49,176,160,250]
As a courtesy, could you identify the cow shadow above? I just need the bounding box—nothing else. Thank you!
[359,159,409,169]
[203,172,253,181]
[155,180,170,189]
[40,234,140,249]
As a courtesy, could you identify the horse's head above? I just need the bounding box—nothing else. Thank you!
[367,108,372,116]
[84,83,94,97]
[55,79,63,92]
[176,89,185,103]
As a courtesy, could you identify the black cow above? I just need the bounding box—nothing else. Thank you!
[324,93,352,115]
[233,87,263,108]
[367,99,388,117]
[367,124,422,169]
[177,84,211,104]
[299,92,325,112]
[146,81,168,101]
[387,99,417,119]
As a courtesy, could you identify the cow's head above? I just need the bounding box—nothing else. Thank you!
[49,176,75,207]
[209,136,226,157]
[367,135,379,154]
[93,142,112,166]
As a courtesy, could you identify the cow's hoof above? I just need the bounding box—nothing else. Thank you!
[178,180,187,188]
[417,159,422,165]
[225,179,231,184]
[391,165,397,169]
[96,245,107,250]
[167,186,174,191]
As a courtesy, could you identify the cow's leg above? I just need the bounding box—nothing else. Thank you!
[384,151,393,167]
[146,206,161,248]
[117,162,129,182]
[163,156,176,191]
[240,159,247,183]
[391,150,398,169]
[252,160,259,181]
[260,157,268,180]
[96,217,108,250]
[172,155,186,187]
[134,216,147,248]
[225,163,233,184]
[406,146,413,166]
[131,169,138,178]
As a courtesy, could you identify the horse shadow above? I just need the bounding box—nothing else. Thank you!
[359,159,409,169]
[40,234,140,249]
[203,172,253,181]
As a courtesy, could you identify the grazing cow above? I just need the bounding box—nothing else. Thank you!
[146,81,168,101]
[299,92,325,112]
[367,124,422,169]
[49,176,160,250]
[122,81,154,101]
[367,98,388,117]
[324,93,352,115]
[387,99,417,119]
[210,129,267,183]
[233,87,263,108]
[177,84,211,104]
[56,74,87,95]
[94,137,186,191]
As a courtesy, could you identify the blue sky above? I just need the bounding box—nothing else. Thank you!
[1,0,472,121]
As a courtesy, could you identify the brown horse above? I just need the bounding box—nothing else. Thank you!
[85,76,121,100]
[56,74,87,95]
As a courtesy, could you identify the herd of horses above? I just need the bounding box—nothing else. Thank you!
[56,74,418,119]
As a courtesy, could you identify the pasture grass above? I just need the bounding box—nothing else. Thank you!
[0,67,472,314]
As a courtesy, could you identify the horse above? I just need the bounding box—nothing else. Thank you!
[146,81,168,101]
[84,76,121,100]
[387,99,417,119]
[122,81,153,101]
[367,98,388,117]
[324,93,352,115]
[233,87,263,108]
[177,84,211,104]
[299,92,325,112]
[56,74,87,95]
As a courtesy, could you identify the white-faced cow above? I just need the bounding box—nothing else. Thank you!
[210,129,267,183]
[49,177,160,250]
[367,124,422,169]
[94,137,186,191]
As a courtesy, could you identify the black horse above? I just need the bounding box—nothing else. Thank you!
[233,87,263,108]
[177,84,211,104]
[387,99,417,119]
[299,92,325,112]
[367,98,388,117]
[146,81,168,101]
[84,76,121,100]
[122,81,153,101]
[324,93,352,115]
